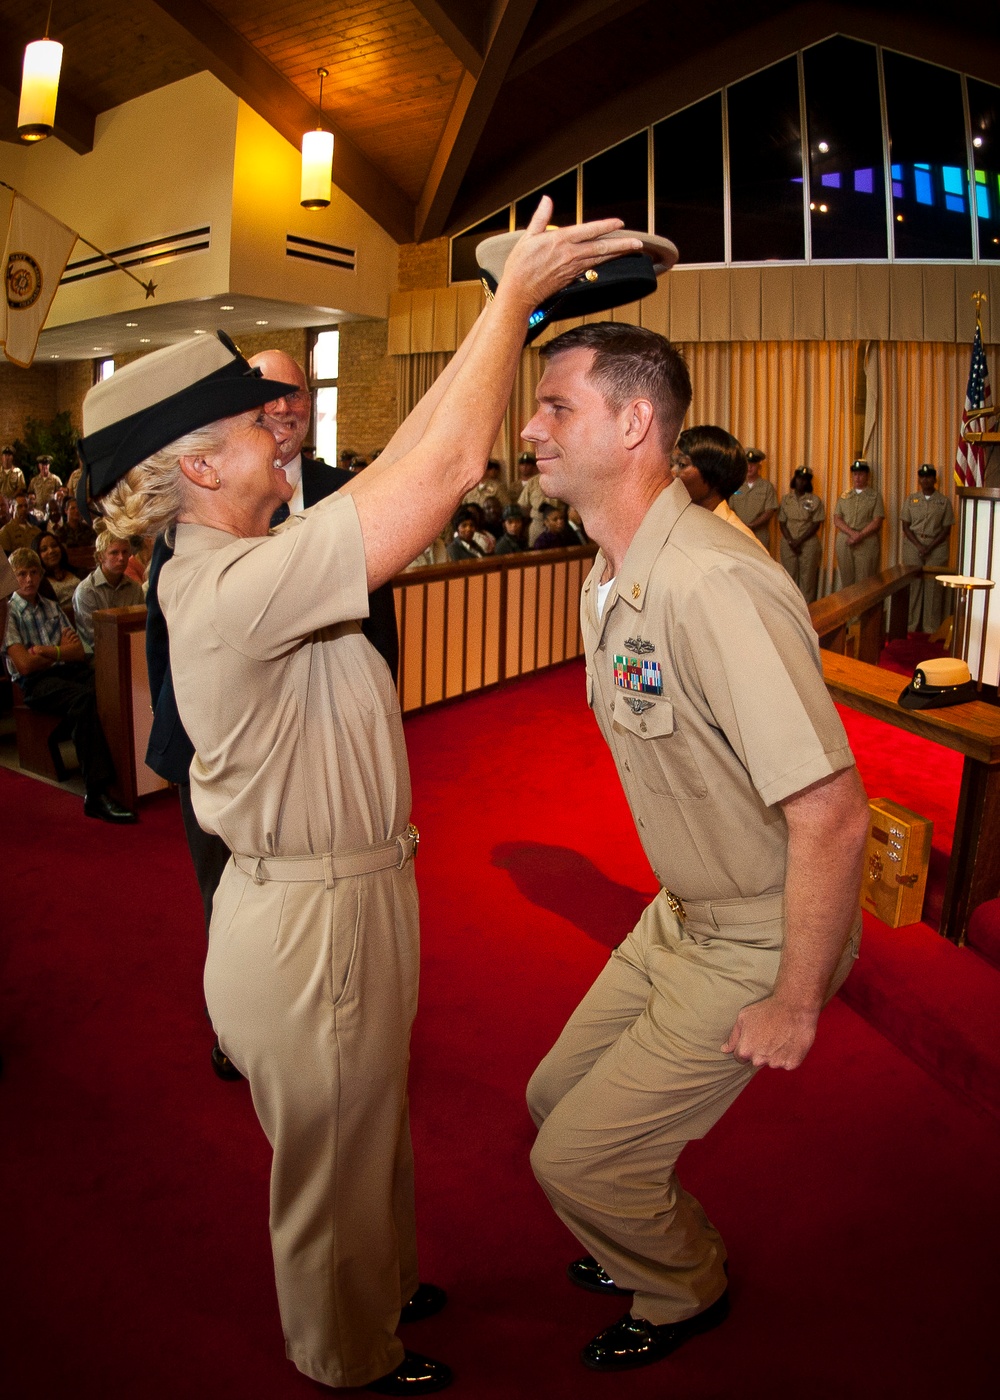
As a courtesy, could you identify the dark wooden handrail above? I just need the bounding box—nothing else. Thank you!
[395,542,598,587]
[808,564,920,639]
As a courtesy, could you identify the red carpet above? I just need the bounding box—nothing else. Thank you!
[2,662,997,1397]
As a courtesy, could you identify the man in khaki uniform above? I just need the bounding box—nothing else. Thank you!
[32,455,63,509]
[0,494,41,554]
[463,458,512,509]
[778,466,825,602]
[0,446,26,501]
[901,464,954,633]
[520,323,869,1375]
[833,459,884,586]
[727,446,777,550]
[518,451,559,543]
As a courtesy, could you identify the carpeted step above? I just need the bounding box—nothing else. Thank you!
[838,914,1000,1121]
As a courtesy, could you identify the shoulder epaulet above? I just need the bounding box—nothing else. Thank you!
[840,490,852,499]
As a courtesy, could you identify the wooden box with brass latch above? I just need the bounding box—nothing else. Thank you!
[861,798,933,928]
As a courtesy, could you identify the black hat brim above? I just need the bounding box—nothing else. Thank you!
[77,358,298,508]
[482,253,659,346]
[898,680,978,710]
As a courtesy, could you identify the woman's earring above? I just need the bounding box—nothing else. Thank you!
[214,475,221,487]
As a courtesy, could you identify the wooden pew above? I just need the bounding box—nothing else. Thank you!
[808,564,921,664]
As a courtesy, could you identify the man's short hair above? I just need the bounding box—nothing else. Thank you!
[540,323,692,450]
[95,529,130,558]
[9,548,41,571]
[675,425,748,499]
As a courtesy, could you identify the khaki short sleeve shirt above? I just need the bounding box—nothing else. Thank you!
[582,480,854,901]
[159,491,409,859]
[728,477,777,526]
[900,489,953,542]
[834,487,885,529]
[778,491,826,539]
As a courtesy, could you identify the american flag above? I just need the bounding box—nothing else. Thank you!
[954,317,993,488]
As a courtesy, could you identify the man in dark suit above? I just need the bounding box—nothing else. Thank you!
[146,348,399,1078]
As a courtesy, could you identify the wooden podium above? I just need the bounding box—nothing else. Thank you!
[93,606,170,810]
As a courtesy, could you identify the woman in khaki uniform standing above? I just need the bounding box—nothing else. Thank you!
[900,464,954,633]
[79,204,640,1397]
[833,459,884,586]
[778,466,825,602]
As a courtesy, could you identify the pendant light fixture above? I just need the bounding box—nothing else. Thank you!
[18,5,63,143]
[300,67,334,209]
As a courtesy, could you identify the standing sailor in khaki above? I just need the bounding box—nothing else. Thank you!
[833,459,884,586]
[80,202,644,1397]
[520,322,869,1376]
[778,466,825,602]
[900,464,954,633]
[728,446,777,551]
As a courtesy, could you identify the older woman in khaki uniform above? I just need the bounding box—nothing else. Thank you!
[78,204,643,1396]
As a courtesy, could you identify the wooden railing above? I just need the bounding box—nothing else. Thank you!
[808,564,920,664]
[394,545,597,714]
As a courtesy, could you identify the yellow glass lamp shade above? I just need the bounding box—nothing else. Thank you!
[18,38,63,142]
[300,128,334,208]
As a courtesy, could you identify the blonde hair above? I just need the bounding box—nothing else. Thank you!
[8,548,41,571]
[97,422,229,539]
[95,529,131,559]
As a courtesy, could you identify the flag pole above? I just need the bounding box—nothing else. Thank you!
[0,179,157,299]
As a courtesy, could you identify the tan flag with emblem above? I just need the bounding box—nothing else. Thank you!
[1,193,76,369]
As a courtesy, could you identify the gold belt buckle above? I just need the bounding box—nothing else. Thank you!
[398,823,420,867]
[662,888,686,922]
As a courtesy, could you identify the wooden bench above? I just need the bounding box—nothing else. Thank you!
[808,564,921,664]
[11,682,76,782]
[821,650,1000,945]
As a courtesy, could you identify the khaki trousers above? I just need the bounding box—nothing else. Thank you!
[779,536,822,603]
[902,542,950,632]
[527,889,859,1326]
[835,535,880,587]
[205,858,421,1388]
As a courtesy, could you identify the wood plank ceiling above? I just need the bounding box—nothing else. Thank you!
[1,0,998,246]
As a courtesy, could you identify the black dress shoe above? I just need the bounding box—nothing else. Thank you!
[366,1350,452,1394]
[399,1283,447,1324]
[83,792,138,824]
[567,1254,631,1296]
[210,1039,243,1082]
[581,1290,730,1372]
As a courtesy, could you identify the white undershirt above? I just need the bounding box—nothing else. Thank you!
[597,575,617,619]
[284,452,305,515]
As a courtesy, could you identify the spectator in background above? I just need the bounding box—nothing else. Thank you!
[72,531,145,653]
[125,536,155,588]
[25,490,45,529]
[567,506,589,546]
[0,494,41,554]
[493,503,528,554]
[518,449,559,544]
[833,460,884,586]
[1,445,26,501]
[55,496,97,549]
[447,508,487,561]
[778,467,825,603]
[671,426,766,549]
[464,458,512,510]
[2,548,134,823]
[337,447,357,473]
[480,495,504,542]
[532,501,576,551]
[35,531,81,613]
[32,455,63,510]
[728,447,777,550]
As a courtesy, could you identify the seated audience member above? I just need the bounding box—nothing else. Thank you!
[460,501,495,555]
[447,509,487,561]
[0,494,42,554]
[567,506,589,545]
[517,450,559,544]
[532,501,575,550]
[671,425,767,549]
[35,532,81,613]
[56,497,97,549]
[72,531,145,653]
[2,549,134,823]
[25,491,45,529]
[125,535,154,588]
[337,447,357,473]
[464,458,512,510]
[493,503,528,554]
[44,496,64,530]
[480,494,504,541]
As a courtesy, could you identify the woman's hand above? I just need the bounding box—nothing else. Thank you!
[496,197,644,312]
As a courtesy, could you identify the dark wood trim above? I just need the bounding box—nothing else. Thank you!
[508,0,649,80]
[408,0,486,74]
[94,606,147,811]
[416,0,537,240]
[143,0,415,242]
[396,544,597,586]
[809,564,920,665]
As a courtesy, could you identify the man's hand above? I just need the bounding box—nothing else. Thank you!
[497,197,643,313]
[722,996,819,1070]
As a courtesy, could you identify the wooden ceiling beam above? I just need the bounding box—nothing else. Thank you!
[507,0,650,81]
[0,50,95,154]
[143,0,415,243]
[408,0,486,75]
[415,0,538,241]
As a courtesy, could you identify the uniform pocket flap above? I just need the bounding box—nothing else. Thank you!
[612,696,675,738]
